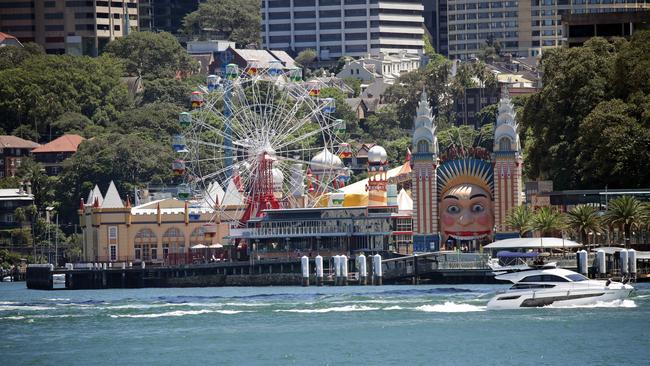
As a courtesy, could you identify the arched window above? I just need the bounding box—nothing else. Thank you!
[417,140,429,153]
[163,227,184,242]
[499,137,512,151]
[135,228,156,240]
[190,226,206,244]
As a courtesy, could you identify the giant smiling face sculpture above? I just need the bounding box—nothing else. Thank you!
[440,183,494,245]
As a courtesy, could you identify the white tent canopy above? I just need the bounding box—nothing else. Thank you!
[484,237,582,249]
[191,244,207,249]
[208,243,223,249]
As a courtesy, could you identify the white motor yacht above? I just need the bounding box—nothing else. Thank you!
[487,268,634,310]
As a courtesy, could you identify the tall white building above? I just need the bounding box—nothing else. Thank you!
[445,0,650,60]
[261,0,425,59]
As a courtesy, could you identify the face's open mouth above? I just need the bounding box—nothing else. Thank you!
[445,231,491,240]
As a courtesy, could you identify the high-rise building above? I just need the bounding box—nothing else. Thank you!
[261,0,425,59]
[0,0,139,56]
[445,0,650,60]
[423,0,449,56]
[139,0,202,34]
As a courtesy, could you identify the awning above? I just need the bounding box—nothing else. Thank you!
[209,243,223,249]
[191,244,207,249]
[496,251,539,258]
[484,237,582,249]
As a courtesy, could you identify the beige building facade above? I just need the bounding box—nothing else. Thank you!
[0,0,138,55]
[79,182,239,265]
[446,0,650,59]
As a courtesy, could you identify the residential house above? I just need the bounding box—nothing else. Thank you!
[0,136,40,178]
[0,185,34,230]
[31,134,84,176]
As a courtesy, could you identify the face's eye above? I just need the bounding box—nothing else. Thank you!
[471,204,485,213]
[447,205,461,214]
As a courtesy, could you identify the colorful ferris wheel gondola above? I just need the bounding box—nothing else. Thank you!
[179,112,191,128]
[191,91,204,109]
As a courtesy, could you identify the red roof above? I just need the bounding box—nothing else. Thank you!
[0,32,17,42]
[32,134,84,153]
[0,135,40,149]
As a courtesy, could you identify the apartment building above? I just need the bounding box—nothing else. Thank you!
[0,0,139,56]
[138,0,202,34]
[261,0,425,60]
[445,0,650,60]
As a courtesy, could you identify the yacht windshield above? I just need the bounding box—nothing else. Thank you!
[566,273,588,282]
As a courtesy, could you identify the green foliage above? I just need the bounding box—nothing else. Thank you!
[505,205,533,237]
[565,205,601,245]
[51,112,93,137]
[343,77,362,97]
[114,102,182,139]
[0,54,131,139]
[295,49,318,68]
[604,196,646,247]
[530,207,566,237]
[182,0,261,47]
[319,87,361,137]
[1,249,25,269]
[362,105,401,141]
[57,133,175,224]
[103,32,197,79]
[141,78,192,106]
[384,56,453,129]
[15,158,56,209]
[519,34,650,189]
[0,43,44,70]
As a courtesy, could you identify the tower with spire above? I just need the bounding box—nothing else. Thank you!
[411,91,440,251]
[493,87,523,236]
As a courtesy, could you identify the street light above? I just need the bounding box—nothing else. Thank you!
[46,207,54,264]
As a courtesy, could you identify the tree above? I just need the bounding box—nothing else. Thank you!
[16,158,55,209]
[295,49,318,68]
[0,43,44,70]
[113,102,182,139]
[565,205,601,246]
[519,37,618,189]
[530,207,566,237]
[0,54,131,138]
[505,205,533,237]
[141,78,193,106]
[604,196,646,248]
[577,99,650,188]
[56,133,175,225]
[343,77,362,97]
[103,32,197,79]
[182,0,261,47]
[51,112,94,136]
[362,105,401,141]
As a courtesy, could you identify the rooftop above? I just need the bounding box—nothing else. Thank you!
[0,135,40,149]
[31,134,84,153]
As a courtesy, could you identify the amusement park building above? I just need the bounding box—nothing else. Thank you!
[260,0,425,59]
[0,0,139,55]
[79,181,238,265]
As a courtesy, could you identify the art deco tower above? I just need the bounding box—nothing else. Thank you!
[411,91,440,251]
[493,88,523,236]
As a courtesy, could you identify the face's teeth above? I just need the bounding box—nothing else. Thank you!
[449,233,488,241]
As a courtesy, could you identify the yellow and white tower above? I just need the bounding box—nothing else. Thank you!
[367,145,388,206]
[493,88,523,236]
[411,91,440,251]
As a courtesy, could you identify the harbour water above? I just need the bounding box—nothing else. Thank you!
[1,282,649,366]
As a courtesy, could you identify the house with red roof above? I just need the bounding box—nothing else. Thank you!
[0,32,22,48]
[31,134,85,175]
[0,136,40,178]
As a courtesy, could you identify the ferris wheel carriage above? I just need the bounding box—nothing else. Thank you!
[191,91,204,109]
[206,74,219,91]
[179,112,191,127]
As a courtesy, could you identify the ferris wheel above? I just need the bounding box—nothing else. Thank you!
[172,61,348,227]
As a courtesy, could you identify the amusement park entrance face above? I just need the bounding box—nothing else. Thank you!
[440,183,494,244]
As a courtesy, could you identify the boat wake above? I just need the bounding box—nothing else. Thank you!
[275,305,379,313]
[415,302,486,313]
[109,309,251,318]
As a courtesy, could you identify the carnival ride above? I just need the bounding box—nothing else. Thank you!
[172,62,349,229]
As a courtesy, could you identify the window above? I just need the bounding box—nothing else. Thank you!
[344,9,366,17]
[499,137,512,151]
[108,226,118,241]
[567,274,588,282]
[45,12,64,19]
[294,23,315,31]
[134,245,141,260]
[521,275,569,282]
[417,140,429,153]
[151,247,157,260]
[109,245,117,262]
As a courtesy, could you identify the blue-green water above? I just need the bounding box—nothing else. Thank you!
[1,282,649,366]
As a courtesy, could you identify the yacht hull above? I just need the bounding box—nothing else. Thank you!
[487,286,633,310]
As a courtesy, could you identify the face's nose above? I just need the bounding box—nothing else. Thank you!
[458,211,474,226]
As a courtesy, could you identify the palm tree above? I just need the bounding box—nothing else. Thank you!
[530,207,566,237]
[604,196,645,248]
[505,205,533,237]
[565,205,601,246]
